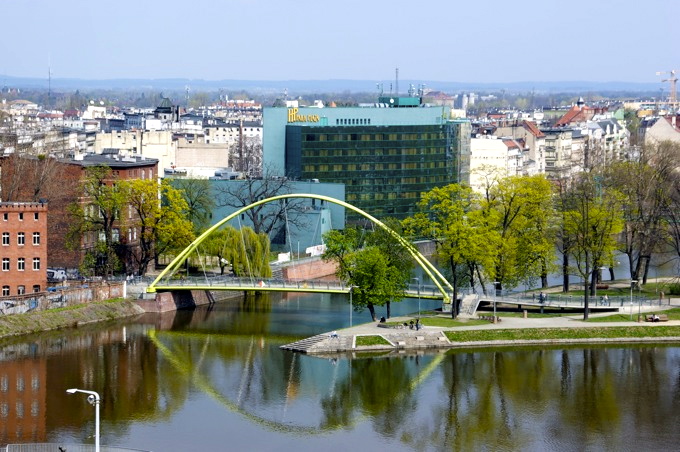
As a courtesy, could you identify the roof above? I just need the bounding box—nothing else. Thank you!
[555,104,594,126]
[66,154,158,168]
[522,120,545,138]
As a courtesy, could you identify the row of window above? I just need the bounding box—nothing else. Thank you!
[1,212,40,221]
[306,131,444,142]
[1,258,40,271]
[0,400,40,419]
[303,147,445,156]
[0,374,40,392]
[1,232,40,246]
[1,285,40,296]
[335,118,371,126]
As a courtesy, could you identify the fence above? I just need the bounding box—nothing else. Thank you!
[0,281,125,316]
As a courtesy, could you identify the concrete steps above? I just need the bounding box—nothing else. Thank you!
[280,334,330,353]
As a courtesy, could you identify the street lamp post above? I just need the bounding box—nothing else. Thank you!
[493,281,499,323]
[630,280,638,321]
[349,286,353,327]
[67,388,100,452]
[413,277,421,318]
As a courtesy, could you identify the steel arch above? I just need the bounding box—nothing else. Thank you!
[146,193,452,301]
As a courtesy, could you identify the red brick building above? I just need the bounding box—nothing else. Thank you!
[0,202,48,295]
[0,154,158,274]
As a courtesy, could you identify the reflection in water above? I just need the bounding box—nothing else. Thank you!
[0,292,679,450]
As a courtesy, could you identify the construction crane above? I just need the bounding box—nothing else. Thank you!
[656,70,678,103]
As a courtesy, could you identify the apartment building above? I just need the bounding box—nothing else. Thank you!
[0,202,47,296]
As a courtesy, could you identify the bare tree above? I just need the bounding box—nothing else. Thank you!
[214,165,308,239]
[229,136,262,178]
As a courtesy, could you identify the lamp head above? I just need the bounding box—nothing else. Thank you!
[66,388,77,394]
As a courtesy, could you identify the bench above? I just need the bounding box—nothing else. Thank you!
[478,315,501,323]
[645,314,669,322]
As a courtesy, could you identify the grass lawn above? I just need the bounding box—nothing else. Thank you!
[445,326,680,343]
[588,307,680,323]
[355,335,391,346]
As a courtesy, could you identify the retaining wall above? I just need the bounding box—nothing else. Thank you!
[0,281,125,316]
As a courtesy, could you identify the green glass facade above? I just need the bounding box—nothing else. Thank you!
[285,122,469,220]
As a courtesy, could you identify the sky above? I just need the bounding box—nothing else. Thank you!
[1,0,678,84]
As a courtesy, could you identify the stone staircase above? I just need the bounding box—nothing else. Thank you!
[280,333,353,353]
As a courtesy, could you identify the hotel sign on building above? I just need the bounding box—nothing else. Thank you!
[287,108,320,123]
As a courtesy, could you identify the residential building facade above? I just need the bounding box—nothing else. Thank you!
[0,202,47,296]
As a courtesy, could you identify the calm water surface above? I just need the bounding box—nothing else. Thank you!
[1,292,679,451]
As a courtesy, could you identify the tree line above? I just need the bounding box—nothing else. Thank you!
[322,141,680,320]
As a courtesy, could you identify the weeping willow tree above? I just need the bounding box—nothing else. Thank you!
[201,225,272,278]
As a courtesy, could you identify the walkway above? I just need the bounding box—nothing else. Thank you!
[281,299,680,355]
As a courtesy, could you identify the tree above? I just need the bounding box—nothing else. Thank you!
[480,174,555,292]
[229,135,263,178]
[121,179,195,276]
[364,218,414,318]
[68,166,126,276]
[606,161,668,284]
[403,184,494,318]
[322,227,409,321]
[214,166,307,238]
[172,178,215,234]
[562,173,625,320]
[198,225,272,278]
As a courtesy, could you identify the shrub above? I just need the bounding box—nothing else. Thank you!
[668,283,680,296]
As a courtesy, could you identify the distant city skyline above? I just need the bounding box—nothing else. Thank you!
[1,0,676,85]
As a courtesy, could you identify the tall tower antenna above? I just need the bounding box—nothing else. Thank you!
[657,70,678,104]
[395,67,399,97]
[47,56,52,110]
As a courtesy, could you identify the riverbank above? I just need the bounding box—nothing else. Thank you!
[0,299,145,339]
[281,304,680,354]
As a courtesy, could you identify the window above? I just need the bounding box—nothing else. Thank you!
[17,258,24,271]
[17,285,25,295]
[2,286,8,296]
[32,232,40,245]
[32,285,40,293]
[34,212,39,221]
[32,258,40,271]
[18,213,23,221]
[2,213,7,221]
[17,232,24,246]
[2,258,9,271]
[2,232,8,246]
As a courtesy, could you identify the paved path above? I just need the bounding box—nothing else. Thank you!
[282,301,680,354]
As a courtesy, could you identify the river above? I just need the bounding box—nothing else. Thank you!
[1,292,679,451]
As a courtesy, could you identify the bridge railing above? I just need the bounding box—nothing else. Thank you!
[152,275,353,292]
[488,291,659,308]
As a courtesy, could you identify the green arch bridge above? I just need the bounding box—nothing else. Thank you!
[146,193,453,302]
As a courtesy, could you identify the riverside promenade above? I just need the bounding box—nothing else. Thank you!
[281,298,680,355]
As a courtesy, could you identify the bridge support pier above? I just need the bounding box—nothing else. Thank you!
[136,290,216,313]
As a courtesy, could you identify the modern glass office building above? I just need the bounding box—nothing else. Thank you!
[263,101,470,221]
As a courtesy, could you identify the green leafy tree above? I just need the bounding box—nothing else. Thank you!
[480,174,555,292]
[172,178,215,234]
[323,227,409,321]
[68,166,126,276]
[403,184,494,317]
[562,173,625,320]
[121,178,195,276]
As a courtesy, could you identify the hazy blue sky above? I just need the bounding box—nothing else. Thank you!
[1,0,677,83]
